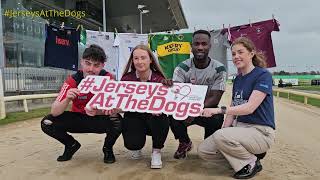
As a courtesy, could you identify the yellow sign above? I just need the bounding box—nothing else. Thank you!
[157,42,191,57]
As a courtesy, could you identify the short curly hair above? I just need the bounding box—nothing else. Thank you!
[82,44,106,63]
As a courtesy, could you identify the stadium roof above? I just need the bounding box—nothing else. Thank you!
[106,0,188,33]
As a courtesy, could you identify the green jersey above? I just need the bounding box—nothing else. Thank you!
[149,33,192,78]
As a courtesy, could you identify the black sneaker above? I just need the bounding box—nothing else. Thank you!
[173,141,192,159]
[255,152,267,160]
[57,141,81,162]
[256,160,263,172]
[104,149,116,164]
[233,160,262,179]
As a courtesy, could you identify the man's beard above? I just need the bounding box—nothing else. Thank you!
[194,53,207,61]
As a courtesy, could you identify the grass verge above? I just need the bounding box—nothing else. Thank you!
[286,86,320,91]
[0,107,50,126]
[273,91,320,108]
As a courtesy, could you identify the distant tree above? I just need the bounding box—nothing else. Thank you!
[310,71,317,75]
[278,70,289,75]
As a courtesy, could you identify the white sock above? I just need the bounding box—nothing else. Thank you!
[249,156,258,170]
[152,148,161,153]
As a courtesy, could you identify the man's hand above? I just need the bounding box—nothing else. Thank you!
[104,108,122,116]
[85,106,98,116]
[66,88,80,100]
[161,79,174,87]
[200,108,221,117]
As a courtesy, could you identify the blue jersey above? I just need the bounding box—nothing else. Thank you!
[44,24,80,70]
[232,67,275,129]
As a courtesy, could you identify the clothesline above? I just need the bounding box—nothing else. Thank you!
[43,17,280,81]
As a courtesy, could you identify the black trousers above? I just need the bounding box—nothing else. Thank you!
[41,111,122,151]
[169,114,224,143]
[122,112,169,150]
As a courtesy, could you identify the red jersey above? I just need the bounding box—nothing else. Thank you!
[56,70,114,114]
[223,19,280,68]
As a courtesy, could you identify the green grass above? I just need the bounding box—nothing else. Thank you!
[0,107,50,126]
[289,93,305,103]
[286,86,320,91]
[308,98,320,107]
[273,91,320,108]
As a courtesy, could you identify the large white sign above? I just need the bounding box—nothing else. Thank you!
[78,76,208,120]
[86,30,118,77]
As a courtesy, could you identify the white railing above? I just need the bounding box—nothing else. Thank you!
[0,93,58,119]
[273,88,320,105]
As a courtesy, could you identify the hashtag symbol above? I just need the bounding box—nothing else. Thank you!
[4,9,11,18]
[79,77,95,92]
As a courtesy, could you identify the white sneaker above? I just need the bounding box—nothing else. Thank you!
[130,150,142,160]
[151,151,162,169]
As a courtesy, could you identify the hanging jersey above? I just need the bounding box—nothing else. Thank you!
[44,24,80,70]
[209,30,230,72]
[80,29,86,46]
[113,33,149,79]
[223,19,280,68]
[149,33,193,79]
[86,30,117,77]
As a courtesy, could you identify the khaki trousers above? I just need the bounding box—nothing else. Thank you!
[198,121,275,172]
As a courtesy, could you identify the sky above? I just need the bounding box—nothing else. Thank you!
[179,0,320,74]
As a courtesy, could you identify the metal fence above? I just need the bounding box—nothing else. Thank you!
[2,67,75,93]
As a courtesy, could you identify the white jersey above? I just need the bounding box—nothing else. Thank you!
[113,33,149,79]
[86,30,117,76]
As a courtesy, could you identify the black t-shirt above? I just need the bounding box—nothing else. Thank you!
[44,24,80,70]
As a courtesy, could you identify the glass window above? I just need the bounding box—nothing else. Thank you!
[1,0,102,68]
